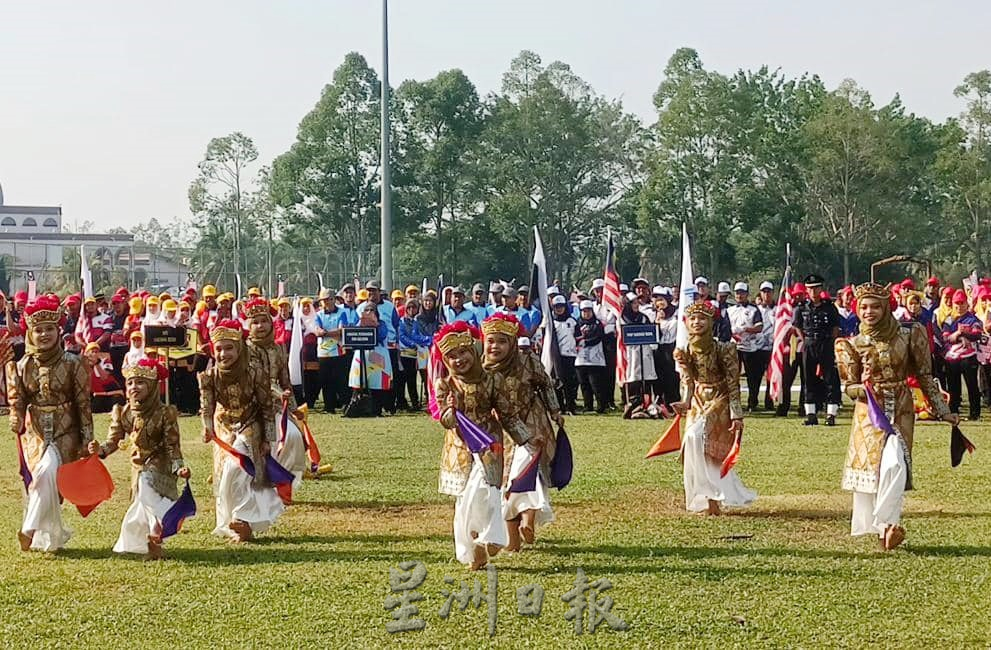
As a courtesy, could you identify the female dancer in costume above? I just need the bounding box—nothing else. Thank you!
[8,295,92,551]
[90,358,189,559]
[481,313,560,551]
[200,319,284,542]
[432,321,532,569]
[835,283,957,550]
[672,301,756,515]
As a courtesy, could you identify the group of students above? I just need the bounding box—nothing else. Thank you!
[9,291,320,559]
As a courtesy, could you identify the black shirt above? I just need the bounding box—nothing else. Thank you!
[794,300,840,339]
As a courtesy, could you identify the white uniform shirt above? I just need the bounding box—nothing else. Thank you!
[728,302,763,353]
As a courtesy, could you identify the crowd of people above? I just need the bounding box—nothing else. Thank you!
[2,268,978,561]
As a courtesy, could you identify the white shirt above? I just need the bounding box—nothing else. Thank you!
[551,315,578,357]
[728,302,763,353]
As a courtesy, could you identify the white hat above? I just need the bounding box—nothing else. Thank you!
[632,277,649,287]
[625,292,637,302]
[517,336,531,347]
[694,276,709,286]
[717,281,731,293]
[547,286,561,296]
[651,285,666,296]
[552,295,567,306]
[734,282,749,292]
[619,283,629,292]
[759,281,774,291]
[591,278,605,290]
[579,299,594,310]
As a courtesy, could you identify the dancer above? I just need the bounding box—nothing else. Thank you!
[8,294,93,551]
[200,319,284,542]
[835,283,957,550]
[673,301,756,515]
[89,358,189,559]
[243,297,310,484]
[481,313,560,551]
[432,321,532,569]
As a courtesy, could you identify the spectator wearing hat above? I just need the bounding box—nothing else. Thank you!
[391,289,406,317]
[714,282,733,342]
[443,286,479,327]
[398,297,431,411]
[651,286,679,408]
[591,279,618,409]
[550,295,579,414]
[361,280,404,413]
[315,287,355,414]
[693,276,711,305]
[756,281,777,411]
[923,276,941,310]
[85,342,125,413]
[794,274,841,426]
[575,299,608,413]
[941,289,982,420]
[619,291,657,416]
[728,282,765,412]
[488,281,505,314]
[467,283,490,324]
[632,278,651,313]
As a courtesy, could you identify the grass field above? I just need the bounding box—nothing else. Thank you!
[0,407,988,649]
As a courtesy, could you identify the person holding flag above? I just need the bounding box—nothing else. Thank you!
[431,321,533,570]
[8,295,93,551]
[481,312,561,552]
[88,358,192,560]
[835,283,958,550]
[200,319,285,543]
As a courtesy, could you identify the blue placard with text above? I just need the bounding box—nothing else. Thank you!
[621,323,658,346]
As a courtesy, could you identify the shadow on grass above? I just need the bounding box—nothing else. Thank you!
[721,508,991,521]
[904,545,991,557]
[292,499,449,509]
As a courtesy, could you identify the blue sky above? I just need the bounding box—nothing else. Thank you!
[1,0,988,230]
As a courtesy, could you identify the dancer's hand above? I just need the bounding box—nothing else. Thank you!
[671,401,689,416]
[943,413,960,426]
[177,467,191,479]
[87,440,101,456]
[202,428,215,443]
[553,411,565,428]
[729,419,744,435]
[281,389,292,402]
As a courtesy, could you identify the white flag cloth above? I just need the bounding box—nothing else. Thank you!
[80,245,93,299]
[533,226,553,376]
[675,223,694,351]
[288,297,304,386]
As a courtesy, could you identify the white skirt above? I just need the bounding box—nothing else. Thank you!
[275,416,307,488]
[502,443,555,526]
[453,457,508,565]
[213,434,286,539]
[851,433,907,537]
[113,473,174,554]
[22,445,72,552]
[682,417,757,512]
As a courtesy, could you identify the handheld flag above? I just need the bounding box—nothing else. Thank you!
[549,426,573,490]
[265,454,295,505]
[675,223,694,351]
[79,245,94,300]
[212,435,256,476]
[507,445,541,494]
[645,413,682,458]
[720,431,742,478]
[161,480,197,539]
[950,425,975,467]
[454,410,497,454]
[57,454,114,517]
[533,227,558,378]
[277,402,290,454]
[288,297,304,386]
[864,384,895,436]
[14,427,33,492]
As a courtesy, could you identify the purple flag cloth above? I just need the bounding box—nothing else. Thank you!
[864,385,895,436]
[264,454,295,486]
[161,480,197,539]
[454,410,496,454]
[550,427,573,490]
[509,448,541,494]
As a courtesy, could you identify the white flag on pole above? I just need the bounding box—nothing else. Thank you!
[80,245,93,299]
[533,226,553,376]
[288,297,304,386]
[675,223,694,351]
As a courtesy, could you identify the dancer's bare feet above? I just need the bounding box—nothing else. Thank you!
[229,520,253,543]
[707,500,722,516]
[883,525,905,551]
[486,543,502,558]
[17,531,32,552]
[506,518,521,552]
[146,535,163,560]
[520,510,536,544]
[469,544,488,571]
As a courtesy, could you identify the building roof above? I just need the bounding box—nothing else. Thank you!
[0,232,134,243]
[0,205,62,216]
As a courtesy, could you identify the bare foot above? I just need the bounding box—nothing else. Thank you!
[229,520,253,543]
[520,510,536,544]
[17,531,32,552]
[506,519,522,552]
[146,535,163,561]
[469,544,488,571]
[707,500,722,516]
[883,525,905,551]
[486,543,502,558]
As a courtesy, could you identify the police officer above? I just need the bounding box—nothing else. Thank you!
[794,274,841,426]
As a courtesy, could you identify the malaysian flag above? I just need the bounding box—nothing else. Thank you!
[767,247,794,403]
[602,228,627,384]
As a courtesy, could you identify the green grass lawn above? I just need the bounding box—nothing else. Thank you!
[0,408,988,649]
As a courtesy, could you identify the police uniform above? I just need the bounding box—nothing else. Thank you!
[793,274,841,425]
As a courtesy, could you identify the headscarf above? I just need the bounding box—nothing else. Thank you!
[212,319,250,386]
[855,285,900,342]
[244,298,276,349]
[125,358,168,419]
[125,332,146,368]
[685,302,715,357]
[935,286,955,327]
[481,313,522,374]
[434,321,482,383]
[23,295,64,367]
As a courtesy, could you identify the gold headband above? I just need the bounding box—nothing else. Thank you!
[25,309,61,329]
[684,302,715,319]
[243,302,272,320]
[481,319,519,339]
[210,326,243,343]
[853,282,890,302]
[437,331,475,355]
[123,364,160,382]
